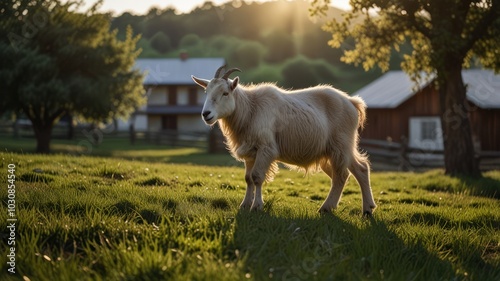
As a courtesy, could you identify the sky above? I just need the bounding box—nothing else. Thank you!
[80,0,351,15]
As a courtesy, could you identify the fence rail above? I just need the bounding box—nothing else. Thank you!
[1,123,498,168]
[0,122,229,152]
[359,138,500,170]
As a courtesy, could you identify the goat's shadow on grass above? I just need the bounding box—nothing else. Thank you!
[229,209,465,281]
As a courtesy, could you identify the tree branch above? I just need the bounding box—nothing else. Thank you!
[407,13,431,39]
[461,0,500,56]
[49,108,66,123]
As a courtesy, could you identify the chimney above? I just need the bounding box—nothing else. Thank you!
[180,51,189,61]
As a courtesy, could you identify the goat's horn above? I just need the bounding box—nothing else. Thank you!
[222,68,241,80]
[214,64,226,79]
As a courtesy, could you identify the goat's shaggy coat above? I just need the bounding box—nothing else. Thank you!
[192,68,376,215]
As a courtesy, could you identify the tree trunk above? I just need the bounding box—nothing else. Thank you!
[438,63,481,177]
[33,123,54,154]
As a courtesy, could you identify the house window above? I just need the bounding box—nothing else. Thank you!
[148,87,167,105]
[409,117,443,150]
[421,121,437,140]
[162,115,177,130]
[168,86,177,105]
[188,87,198,105]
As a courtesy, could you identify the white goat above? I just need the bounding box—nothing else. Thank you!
[192,66,377,215]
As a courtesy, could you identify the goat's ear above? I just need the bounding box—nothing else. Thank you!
[230,77,239,91]
[191,76,209,89]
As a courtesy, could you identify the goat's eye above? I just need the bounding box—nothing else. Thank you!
[222,92,229,96]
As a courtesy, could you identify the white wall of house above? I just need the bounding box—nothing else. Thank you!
[177,86,205,106]
[114,86,208,132]
[177,86,188,105]
[114,114,149,132]
[197,88,205,104]
[135,115,148,131]
[178,115,208,132]
[148,115,162,131]
[148,87,167,105]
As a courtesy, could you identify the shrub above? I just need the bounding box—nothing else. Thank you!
[231,41,266,69]
[150,32,172,54]
[281,56,337,89]
[179,34,202,48]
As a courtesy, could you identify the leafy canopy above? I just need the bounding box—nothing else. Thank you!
[0,0,145,123]
[310,0,500,77]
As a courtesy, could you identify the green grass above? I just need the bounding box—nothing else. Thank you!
[0,136,240,167]
[0,151,499,281]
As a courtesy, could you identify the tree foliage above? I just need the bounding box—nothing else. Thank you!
[311,0,500,78]
[107,0,389,92]
[282,56,337,88]
[150,31,172,53]
[311,0,500,176]
[231,41,266,69]
[0,0,145,153]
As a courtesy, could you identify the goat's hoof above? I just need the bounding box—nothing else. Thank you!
[362,210,374,218]
[250,203,263,211]
[239,201,252,210]
[250,206,263,212]
[239,204,251,210]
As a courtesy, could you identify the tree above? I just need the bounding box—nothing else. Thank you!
[0,0,145,153]
[311,0,500,177]
[150,31,172,53]
[282,56,337,89]
[231,41,266,69]
[179,33,202,49]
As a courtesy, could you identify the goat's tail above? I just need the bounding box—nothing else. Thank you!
[349,95,367,130]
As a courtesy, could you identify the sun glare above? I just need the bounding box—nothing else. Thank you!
[79,0,351,15]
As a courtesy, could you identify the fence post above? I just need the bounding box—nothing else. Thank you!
[13,118,19,139]
[208,128,216,153]
[399,135,410,171]
[67,115,74,140]
[129,123,135,145]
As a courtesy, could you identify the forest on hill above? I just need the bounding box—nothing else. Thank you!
[110,0,405,92]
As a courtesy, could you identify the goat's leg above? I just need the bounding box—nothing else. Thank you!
[239,159,255,210]
[319,165,350,213]
[320,161,333,180]
[249,148,276,211]
[349,158,377,216]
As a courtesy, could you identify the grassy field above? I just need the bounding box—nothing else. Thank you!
[0,136,240,167]
[0,141,499,280]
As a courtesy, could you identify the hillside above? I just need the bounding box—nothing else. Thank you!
[110,0,405,92]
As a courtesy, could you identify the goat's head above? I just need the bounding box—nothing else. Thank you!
[191,65,241,125]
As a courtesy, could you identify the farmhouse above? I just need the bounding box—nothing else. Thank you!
[127,56,225,133]
[354,69,500,152]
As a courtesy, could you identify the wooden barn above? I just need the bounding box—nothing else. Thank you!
[354,69,500,153]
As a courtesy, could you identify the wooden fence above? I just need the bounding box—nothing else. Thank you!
[0,122,229,153]
[1,122,498,168]
[359,138,500,170]
[0,121,71,139]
